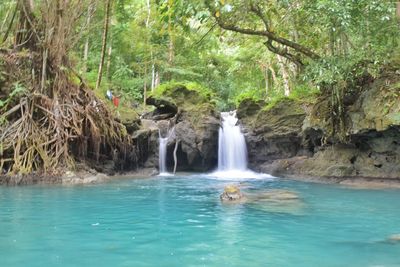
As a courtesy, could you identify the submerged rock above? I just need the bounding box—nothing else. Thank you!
[387,234,400,243]
[220,185,245,203]
[250,189,300,201]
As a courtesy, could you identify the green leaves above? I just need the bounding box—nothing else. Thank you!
[0,82,26,109]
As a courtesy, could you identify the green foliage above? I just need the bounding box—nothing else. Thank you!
[0,82,26,109]
[50,0,400,111]
[234,89,263,108]
[152,80,215,102]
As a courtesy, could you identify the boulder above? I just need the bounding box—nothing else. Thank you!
[220,185,245,203]
[238,98,308,169]
[237,71,400,181]
[388,234,400,243]
[251,189,300,201]
[144,82,220,172]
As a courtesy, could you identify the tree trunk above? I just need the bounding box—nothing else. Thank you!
[151,63,155,91]
[143,65,148,107]
[82,2,94,73]
[95,0,112,90]
[277,55,290,96]
[106,43,112,81]
[397,1,400,22]
[1,2,18,44]
[264,67,269,96]
[168,0,174,67]
[155,71,160,88]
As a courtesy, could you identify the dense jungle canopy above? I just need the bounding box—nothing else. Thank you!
[0,0,399,175]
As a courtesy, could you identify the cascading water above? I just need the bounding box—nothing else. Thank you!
[218,111,248,171]
[158,126,174,175]
[158,134,168,174]
[213,111,272,179]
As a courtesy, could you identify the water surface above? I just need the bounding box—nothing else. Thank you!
[1,174,400,267]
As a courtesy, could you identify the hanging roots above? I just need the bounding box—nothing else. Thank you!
[0,1,137,176]
[0,50,134,176]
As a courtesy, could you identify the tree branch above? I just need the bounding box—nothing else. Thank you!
[206,1,320,63]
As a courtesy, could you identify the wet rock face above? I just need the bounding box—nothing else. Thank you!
[174,115,220,171]
[237,98,307,169]
[138,83,220,172]
[132,120,159,169]
[238,73,400,180]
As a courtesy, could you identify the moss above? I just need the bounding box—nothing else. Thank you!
[118,106,140,124]
[251,98,306,137]
[150,81,216,108]
[149,81,218,129]
[224,185,240,194]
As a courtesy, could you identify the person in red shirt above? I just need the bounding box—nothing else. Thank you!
[112,95,120,108]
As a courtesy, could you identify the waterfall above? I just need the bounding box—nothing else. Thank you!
[218,111,248,171]
[158,126,174,175]
[212,111,272,179]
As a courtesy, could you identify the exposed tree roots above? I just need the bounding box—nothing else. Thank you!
[0,50,135,175]
[0,0,139,176]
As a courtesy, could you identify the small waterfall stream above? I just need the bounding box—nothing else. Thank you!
[158,126,174,175]
[218,111,248,171]
[214,111,270,179]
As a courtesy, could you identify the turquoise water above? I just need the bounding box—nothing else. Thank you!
[1,175,400,267]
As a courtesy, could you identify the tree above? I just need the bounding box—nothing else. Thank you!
[205,0,320,67]
[95,0,112,90]
[0,0,133,175]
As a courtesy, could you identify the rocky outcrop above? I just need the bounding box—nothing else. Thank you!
[139,82,220,172]
[239,71,400,182]
[238,98,309,169]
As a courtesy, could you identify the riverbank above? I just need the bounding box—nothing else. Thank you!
[3,168,400,189]
[0,167,157,186]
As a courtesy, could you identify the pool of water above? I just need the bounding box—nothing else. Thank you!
[1,174,400,267]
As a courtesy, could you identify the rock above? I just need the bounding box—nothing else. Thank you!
[247,189,304,214]
[144,97,177,121]
[132,127,159,169]
[65,171,75,178]
[238,98,307,169]
[220,185,245,203]
[61,172,108,185]
[250,189,300,201]
[117,107,140,134]
[236,98,265,123]
[237,71,400,182]
[388,234,400,243]
[144,82,220,172]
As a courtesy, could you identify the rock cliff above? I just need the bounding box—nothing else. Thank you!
[238,71,400,181]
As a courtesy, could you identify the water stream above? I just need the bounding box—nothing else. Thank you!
[215,111,270,179]
[218,111,248,171]
[158,127,174,175]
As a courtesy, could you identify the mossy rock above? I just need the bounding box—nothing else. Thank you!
[116,107,140,134]
[149,81,218,129]
[236,97,265,122]
[253,98,306,137]
[150,81,215,109]
[224,185,241,194]
[348,75,400,133]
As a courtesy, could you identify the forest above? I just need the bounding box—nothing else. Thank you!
[0,0,399,177]
[1,2,400,266]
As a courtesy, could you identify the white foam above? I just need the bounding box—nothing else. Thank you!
[207,169,275,180]
[158,172,173,177]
